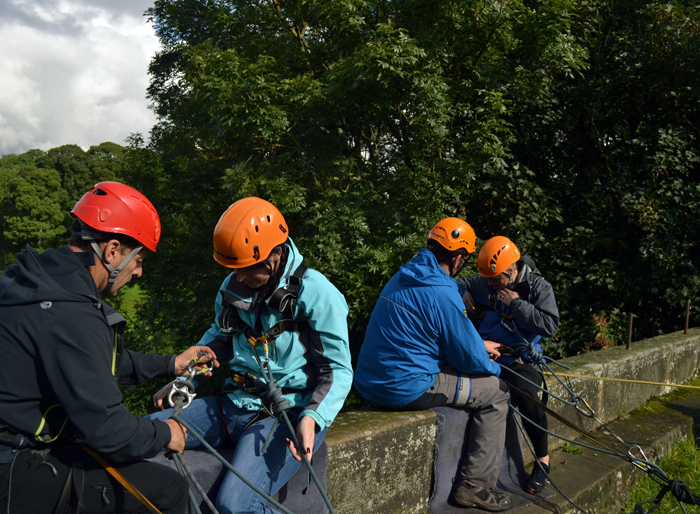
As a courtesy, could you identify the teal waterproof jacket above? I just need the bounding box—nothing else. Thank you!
[198,238,352,431]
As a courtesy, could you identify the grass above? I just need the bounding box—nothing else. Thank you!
[561,442,584,454]
[624,438,700,513]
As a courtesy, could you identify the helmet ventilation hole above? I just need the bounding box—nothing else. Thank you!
[245,238,248,244]
[267,215,271,222]
[255,226,259,232]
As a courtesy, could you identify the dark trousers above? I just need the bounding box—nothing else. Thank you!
[499,363,549,458]
[0,447,187,514]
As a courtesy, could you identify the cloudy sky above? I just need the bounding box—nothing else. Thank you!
[0,0,160,155]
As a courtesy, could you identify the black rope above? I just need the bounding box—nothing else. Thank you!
[174,452,218,514]
[172,452,204,514]
[168,355,297,514]
[172,414,296,514]
[511,405,590,514]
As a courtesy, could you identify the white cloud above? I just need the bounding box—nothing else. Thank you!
[0,0,159,155]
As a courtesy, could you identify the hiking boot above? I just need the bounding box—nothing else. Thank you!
[524,462,550,495]
[451,479,513,512]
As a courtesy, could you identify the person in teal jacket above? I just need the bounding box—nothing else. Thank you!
[355,218,512,512]
[150,197,352,514]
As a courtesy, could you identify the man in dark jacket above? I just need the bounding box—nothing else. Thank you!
[0,182,217,514]
[355,218,512,512]
[459,236,560,496]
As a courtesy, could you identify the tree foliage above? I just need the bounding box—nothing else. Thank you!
[136,0,582,362]
[0,144,124,268]
[2,1,700,401]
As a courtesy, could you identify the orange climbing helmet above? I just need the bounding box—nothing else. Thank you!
[428,217,476,254]
[477,236,520,277]
[71,181,161,252]
[213,197,289,268]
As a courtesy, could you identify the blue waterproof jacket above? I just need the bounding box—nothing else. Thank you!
[355,249,499,407]
[198,238,352,431]
[457,256,559,365]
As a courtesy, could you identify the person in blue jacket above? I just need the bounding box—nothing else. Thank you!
[355,217,512,512]
[150,197,353,514]
[458,236,560,495]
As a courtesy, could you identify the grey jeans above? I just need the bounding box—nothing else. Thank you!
[394,367,510,488]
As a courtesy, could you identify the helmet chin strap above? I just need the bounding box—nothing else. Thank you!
[90,241,143,295]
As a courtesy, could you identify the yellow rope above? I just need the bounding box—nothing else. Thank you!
[542,372,700,390]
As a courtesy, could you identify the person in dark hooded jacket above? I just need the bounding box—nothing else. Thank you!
[355,218,513,512]
[0,182,217,514]
[459,236,560,496]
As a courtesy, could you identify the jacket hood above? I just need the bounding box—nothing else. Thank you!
[0,245,99,308]
[517,256,540,281]
[398,249,457,289]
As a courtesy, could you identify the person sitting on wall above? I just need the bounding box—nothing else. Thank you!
[354,217,513,512]
[149,197,353,514]
[458,235,560,495]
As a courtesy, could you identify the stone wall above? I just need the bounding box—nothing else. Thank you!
[324,329,700,513]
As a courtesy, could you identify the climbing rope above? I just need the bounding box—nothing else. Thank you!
[245,335,337,514]
[501,325,700,514]
[166,353,295,514]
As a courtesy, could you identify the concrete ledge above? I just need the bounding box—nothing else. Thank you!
[173,331,700,513]
[324,329,700,513]
[325,410,437,514]
[542,329,700,457]
[517,385,698,514]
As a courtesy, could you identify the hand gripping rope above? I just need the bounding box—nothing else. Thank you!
[500,322,700,514]
[242,335,337,514]
[166,348,337,514]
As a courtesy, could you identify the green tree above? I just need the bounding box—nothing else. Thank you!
[3,169,69,253]
[136,0,584,363]
[0,144,126,269]
[509,1,700,354]
[36,144,121,210]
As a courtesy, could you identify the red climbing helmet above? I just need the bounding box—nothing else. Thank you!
[71,181,161,252]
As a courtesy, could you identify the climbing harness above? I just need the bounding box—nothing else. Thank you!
[500,327,700,514]
[166,332,337,514]
[166,353,296,514]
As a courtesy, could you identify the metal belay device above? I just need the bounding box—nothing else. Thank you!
[166,348,336,514]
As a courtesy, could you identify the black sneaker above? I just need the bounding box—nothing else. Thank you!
[524,462,550,494]
[452,479,513,512]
